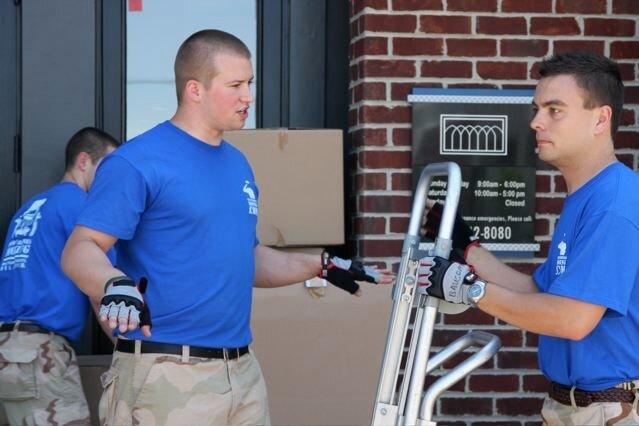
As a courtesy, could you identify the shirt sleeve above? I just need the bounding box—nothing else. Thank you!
[547,211,639,315]
[76,155,148,240]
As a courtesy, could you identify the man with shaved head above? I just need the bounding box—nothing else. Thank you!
[62,29,392,425]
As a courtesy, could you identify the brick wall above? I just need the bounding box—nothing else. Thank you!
[348,0,639,424]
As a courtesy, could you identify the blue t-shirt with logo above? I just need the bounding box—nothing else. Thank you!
[533,162,639,391]
[77,121,259,348]
[0,182,109,341]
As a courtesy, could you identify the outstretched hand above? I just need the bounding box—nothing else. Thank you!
[321,253,394,296]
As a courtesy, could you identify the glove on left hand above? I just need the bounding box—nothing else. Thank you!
[321,252,381,295]
[417,256,477,305]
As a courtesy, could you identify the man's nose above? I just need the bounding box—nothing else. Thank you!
[530,110,544,132]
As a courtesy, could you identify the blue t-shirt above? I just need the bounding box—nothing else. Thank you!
[533,162,639,391]
[77,121,259,348]
[0,183,101,341]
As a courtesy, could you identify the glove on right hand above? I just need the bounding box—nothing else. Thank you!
[421,203,479,261]
[417,256,477,305]
[321,254,381,295]
[99,276,152,329]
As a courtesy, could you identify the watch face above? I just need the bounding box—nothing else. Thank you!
[469,284,482,298]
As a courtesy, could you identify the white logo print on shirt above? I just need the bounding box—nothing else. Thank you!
[1,198,47,271]
[243,181,258,216]
[555,238,567,276]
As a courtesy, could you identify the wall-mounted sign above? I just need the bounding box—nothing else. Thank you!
[409,88,539,253]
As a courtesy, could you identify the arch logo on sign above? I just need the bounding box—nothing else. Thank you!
[439,114,508,156]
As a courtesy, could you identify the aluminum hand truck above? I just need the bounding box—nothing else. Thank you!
[372,162,501,426]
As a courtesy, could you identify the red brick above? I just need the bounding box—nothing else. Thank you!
[615,131,639,149]
[440,397,493,415]
[497,397,544,416]
[554,175,567,193]
[537,240,550,259]
[502,0,551,12]
[393,0,443,10]
[613,0,639,13]
[477,61,527,80]
[523,374,549,392]
[554,40,605,56]
[389,216,410,233]
[621,108,636,126]
[392,82,442,101]
[626,86,639,104]
[359,239,404,257]
[350,19,360,38]
[611,41,639,59]
[391,172,412,190]
[352,0,388,15]
[469,374,519,392]
[619,63,636,81]
[359,150,411,168]
[355,172,387,190]
[498,351,539,369]
[529,61,542,79]
[421,60,473,78]
[448,83,498,89]
[351,128,387,147]
[448,39,497,57]
[355,217,386,234]
[393,38,443,56]
[536,197,564,214]
[618,153,634,168]
[420,15,471,34]
[525,331,539,347]
[359,105,411,123]
[359,195,412,213]
[442,308,495,325]
[584,18,636,37]
[557,0,606,13]
[448,0,496,11]
[535,218,549,236]
[360,59,415,78]
[477,17,526,35]
[536,174,551,193]
[351,37,388,58]
[531,17,580,35]
[393,128,411,146]
[361,14,417,33]
[353,82,386,102]
[486,329,524,347]
[431,329,466,347]
[424,374,466,392]
[501,39,549,57]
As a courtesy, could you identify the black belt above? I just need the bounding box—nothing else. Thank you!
[115,339,249,360]
[549,382,636,407]
[0,322,50,334]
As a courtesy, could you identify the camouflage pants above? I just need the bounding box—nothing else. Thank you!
[542,395,639,425]
[99,345,270,426]
[0,327,90,426]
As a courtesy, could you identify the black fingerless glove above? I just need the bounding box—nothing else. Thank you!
[320,251,380,294]
[421,203,479,261]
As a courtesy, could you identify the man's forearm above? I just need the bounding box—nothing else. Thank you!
[477,282,605,340]
[253,245,321,288]
[62,237,123,302]
[466,245,538,293]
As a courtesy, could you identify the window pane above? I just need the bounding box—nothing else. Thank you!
[126,0,257,139]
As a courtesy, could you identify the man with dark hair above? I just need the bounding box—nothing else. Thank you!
[420,51,639,424]
[62,29,393,425]
[0,127,118,425]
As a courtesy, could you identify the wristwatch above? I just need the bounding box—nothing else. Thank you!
[467,280,487,307]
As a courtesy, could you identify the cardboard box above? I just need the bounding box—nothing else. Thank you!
[224,129,344,247]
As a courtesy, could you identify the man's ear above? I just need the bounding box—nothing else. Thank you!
[183,79,202,103]
[76,151,91,172]
[594,105,613,136]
